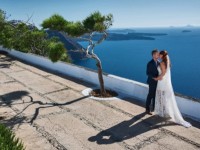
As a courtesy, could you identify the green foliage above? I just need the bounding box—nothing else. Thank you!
[0,9,69,63]
[42,14,69,31]
[83,11,106,32]
[82,11,113,33]
[48,41,67,62]
[65,22,86,37]
[11,23,32,52]
[0,10,14,49]
[0,124,25,150]
[24,30,48,54]
[42,11,113,37]
[0,9,7,27]
[0,25,14,49]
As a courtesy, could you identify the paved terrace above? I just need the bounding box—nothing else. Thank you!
[0,54,200,150]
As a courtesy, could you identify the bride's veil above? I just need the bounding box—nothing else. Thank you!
[156,54,191,127]
[166,55,191,127]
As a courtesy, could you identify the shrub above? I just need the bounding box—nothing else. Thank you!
[48,41,67,62]
[0,9,69,63]
[0,124,25,150]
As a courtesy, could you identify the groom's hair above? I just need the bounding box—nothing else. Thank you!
[152,49,159,56]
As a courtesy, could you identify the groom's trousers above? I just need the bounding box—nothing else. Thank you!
[146,83,157,112]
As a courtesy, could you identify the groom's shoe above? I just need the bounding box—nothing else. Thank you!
[146,110,153,115]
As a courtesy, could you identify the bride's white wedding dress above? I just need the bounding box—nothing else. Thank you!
[155,56,191,128]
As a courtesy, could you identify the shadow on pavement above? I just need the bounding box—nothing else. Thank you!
[0,90,89,126]
[88,112,175,144]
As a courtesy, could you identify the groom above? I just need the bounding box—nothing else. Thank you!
[146,49,160,115]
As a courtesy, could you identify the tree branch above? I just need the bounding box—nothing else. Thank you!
[25,13,34,24]
[90,31,107,55]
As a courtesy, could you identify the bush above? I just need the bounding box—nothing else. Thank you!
[0,124,25,150]
[48,41,67,62]
[0,9,69,63]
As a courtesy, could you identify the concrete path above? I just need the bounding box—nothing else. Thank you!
[0,55,200,150]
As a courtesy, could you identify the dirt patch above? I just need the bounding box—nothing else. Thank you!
[90,89,118,98]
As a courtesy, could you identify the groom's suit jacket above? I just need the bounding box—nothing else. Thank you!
[146,59,159,85]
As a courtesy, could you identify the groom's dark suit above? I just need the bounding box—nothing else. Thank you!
[146,59,159,112]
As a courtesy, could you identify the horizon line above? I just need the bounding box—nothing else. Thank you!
[110,24,200,28]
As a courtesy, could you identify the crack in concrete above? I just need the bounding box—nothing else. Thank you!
[160,128,200,148]
[33,123,68,150]
[132,131,166,150]
[0,80,17,84]
[28,109,70,121]
[43,88,69,96]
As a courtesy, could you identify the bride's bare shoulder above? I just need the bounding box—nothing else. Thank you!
[160,62,167,70]
[160,62,165,66]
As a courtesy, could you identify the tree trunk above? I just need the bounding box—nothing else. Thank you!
[82,31,108,97]
[96,60,106,96]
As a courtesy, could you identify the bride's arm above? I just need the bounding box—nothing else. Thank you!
[154,62,166,80]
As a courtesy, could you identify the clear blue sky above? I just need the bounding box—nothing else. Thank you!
[1,0,200,28]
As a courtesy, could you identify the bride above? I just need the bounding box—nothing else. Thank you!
[154,50,191,128]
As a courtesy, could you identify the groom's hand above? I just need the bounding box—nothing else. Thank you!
[153,77,162,81]
[153,77,158,81]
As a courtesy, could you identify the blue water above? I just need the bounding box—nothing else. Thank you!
[74,27,200,99]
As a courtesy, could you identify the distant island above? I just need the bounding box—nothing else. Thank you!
[182,30,192,33]
[107,32,167,41]
[76,32,168,41]
[45,29,168,60]
[108,29,136,34]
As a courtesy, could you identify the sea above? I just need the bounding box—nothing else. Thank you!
[73,27,200,99]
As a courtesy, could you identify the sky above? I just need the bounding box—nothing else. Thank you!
[1,0,200,28]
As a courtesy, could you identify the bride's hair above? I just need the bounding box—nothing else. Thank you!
[160,50,169,68]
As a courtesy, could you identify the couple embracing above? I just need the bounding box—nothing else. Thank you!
[146,49,191,128]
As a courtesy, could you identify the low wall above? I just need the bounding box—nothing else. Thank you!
[1,47,200,121]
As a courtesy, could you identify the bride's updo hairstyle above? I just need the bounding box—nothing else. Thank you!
[160,50,168,68]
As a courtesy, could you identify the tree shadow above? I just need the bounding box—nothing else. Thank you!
[1,90,89,127]
[88,112,175,145]
[0,56,13,68]
[28,95,89,124]
[0,57,15,62]
[0,53,15,68]
[0,91,31,129]
[0,63,11,68]
[12,95,89,124]
[0,50,9,55]
[9,96,89,124]
[0,114,27,130]
[1,91,32,105]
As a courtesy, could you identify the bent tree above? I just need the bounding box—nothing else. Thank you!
[42,12,113,96]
